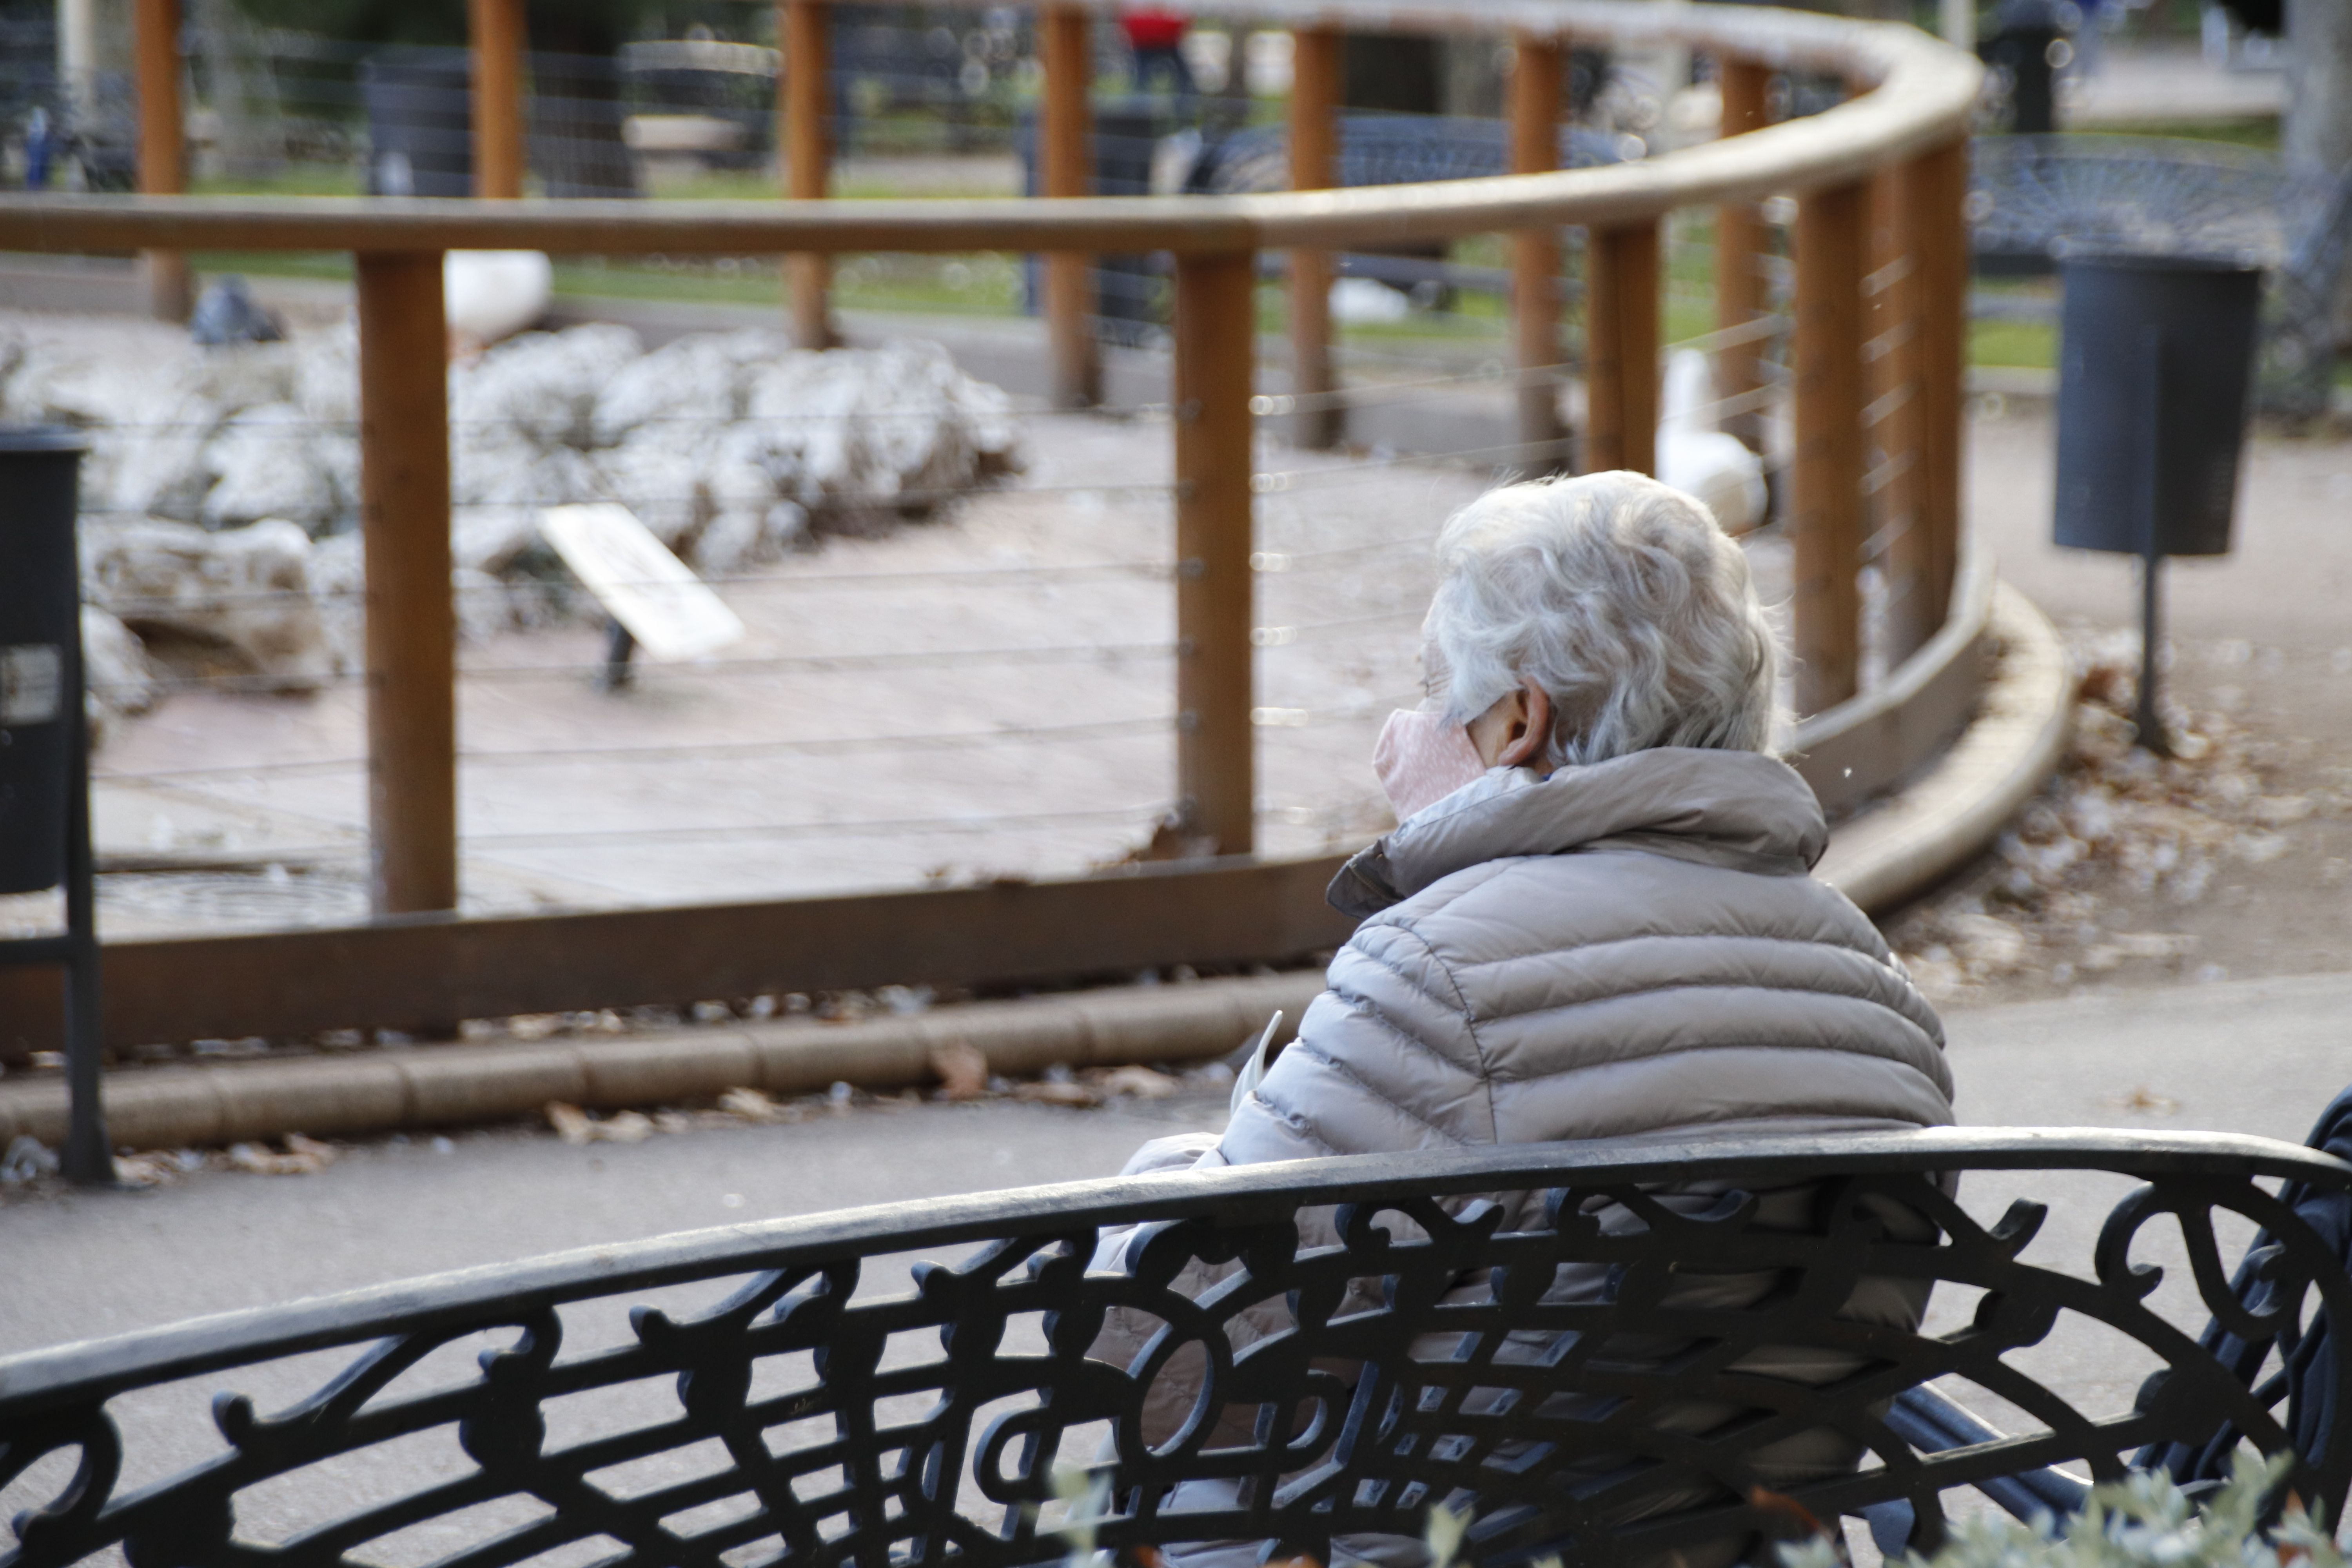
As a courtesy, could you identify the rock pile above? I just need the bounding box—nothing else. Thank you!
[0,321,1025,735]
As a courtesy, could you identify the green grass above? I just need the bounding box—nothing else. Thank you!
[191,167,364,198]
[1971,317,2057,369]
[2068,116,2279,151]
[180,186,2066,372]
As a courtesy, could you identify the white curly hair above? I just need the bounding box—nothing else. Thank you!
[1421,470,1781,768]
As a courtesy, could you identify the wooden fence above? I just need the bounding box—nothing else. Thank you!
[0,0,1980,1052]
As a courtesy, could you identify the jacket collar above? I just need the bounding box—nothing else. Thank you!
[1328,748,1828,918]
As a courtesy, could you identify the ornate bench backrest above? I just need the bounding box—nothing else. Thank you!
[3,1129,2348,1568]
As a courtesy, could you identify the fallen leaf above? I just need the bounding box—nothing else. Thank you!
[225,1138,333,1175]
[1096,1064,1181,1099]
[284,1133,338,1169]
[599,1110,654,1144]
[719,1085,799,1123]
[928,1040,991,1101]
[111,1152,173,1189]
[546,1100,595,1145]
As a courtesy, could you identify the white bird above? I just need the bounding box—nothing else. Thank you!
[445,250,553,352]
[1656,346,1767,535]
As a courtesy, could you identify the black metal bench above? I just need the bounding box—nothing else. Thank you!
[3,1127,2348,1568]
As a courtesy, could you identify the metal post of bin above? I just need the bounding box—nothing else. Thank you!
[0,426,108,1184]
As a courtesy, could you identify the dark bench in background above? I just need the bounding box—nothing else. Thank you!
[3,1128,2348,1568]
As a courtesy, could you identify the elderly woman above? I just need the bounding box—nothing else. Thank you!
[1089,471,1954,1561]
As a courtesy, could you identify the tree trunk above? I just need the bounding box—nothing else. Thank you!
[2285,0,2352,350]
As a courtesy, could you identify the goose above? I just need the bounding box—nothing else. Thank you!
[1656,345,1767,534]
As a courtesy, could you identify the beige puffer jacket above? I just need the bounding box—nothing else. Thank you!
[1089,748,1955,1561]
[1232,744,1952,1159]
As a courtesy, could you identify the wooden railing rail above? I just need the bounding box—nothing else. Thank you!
[15,0,1979,955]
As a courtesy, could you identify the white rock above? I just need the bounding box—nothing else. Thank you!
[293,320,359,427]
[735,340,1024,521]
[201,403,342,532]
[450,323,644,450]
[452,565,517,644]
[692,498,807,576]
[450,437,599,573]
[185,341,300,414]
[451,502,551,577]
[308,531,364,674]
[590,423,719,547]
[590,328,792,445]
[80,604,158,747]
[82,517,331,690]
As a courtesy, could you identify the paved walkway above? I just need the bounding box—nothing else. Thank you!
[13,968,2341,1356]
[2,971,2342,1512]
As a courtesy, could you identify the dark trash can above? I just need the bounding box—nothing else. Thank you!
[1982,0,2064,135]
[1017,97,1177,346]
[361,48,474,198]
[0,426,86,895]
[2054,254,2263,558]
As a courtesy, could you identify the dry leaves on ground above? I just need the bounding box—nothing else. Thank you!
[225,1132,339,1175]
[1887,631,2333,1002]
[1013,1079,1105,1108]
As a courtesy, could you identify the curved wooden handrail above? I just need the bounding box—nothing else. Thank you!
[0,0,1989,1067]
[0,2,1977,255]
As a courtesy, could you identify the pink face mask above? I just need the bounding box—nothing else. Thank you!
[1372,708,1488,822]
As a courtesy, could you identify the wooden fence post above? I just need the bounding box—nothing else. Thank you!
[1793,180,1867,713]
[1173,251,1256,857]
[781,0,834,350]
[468,0,526,199]
[1510,33,1566,467]
[1288,25,1341,450]
[1041,3,1099,407]
[357,253,459,917]
[1713,57,1771,452]
[1584,220,1659,475]
[1907,136,1968,646]
[1869,162,1925,665]
[134,0,189,322]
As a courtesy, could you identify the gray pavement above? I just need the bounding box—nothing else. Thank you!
[4,967,2344,1352]
[1,972,2343,1553]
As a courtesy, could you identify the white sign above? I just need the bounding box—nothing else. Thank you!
[537,504,745,663]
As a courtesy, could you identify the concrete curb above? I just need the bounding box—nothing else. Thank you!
[0,585,2073,1154]
[1815,581,2074,913]
[0,973,1323,1153]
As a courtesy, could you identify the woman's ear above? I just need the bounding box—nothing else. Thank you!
[1496,679,1552,768]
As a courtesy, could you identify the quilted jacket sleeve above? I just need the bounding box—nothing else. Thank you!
[1218,913,1488,1163]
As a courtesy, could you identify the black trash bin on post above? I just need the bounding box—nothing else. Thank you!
[0,425,107,1183]
[2054,253,2263,750]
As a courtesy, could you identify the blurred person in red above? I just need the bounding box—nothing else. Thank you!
[1122,6,1196,106]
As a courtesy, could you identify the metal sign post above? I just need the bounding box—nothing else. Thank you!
[0,425,110,1184]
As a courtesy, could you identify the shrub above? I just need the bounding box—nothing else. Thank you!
[1779,1452,2342,1568]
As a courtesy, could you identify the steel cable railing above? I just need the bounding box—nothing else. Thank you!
[0,0,1980,1060]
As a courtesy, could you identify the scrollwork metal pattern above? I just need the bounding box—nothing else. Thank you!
[3,1129,2348,1568]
